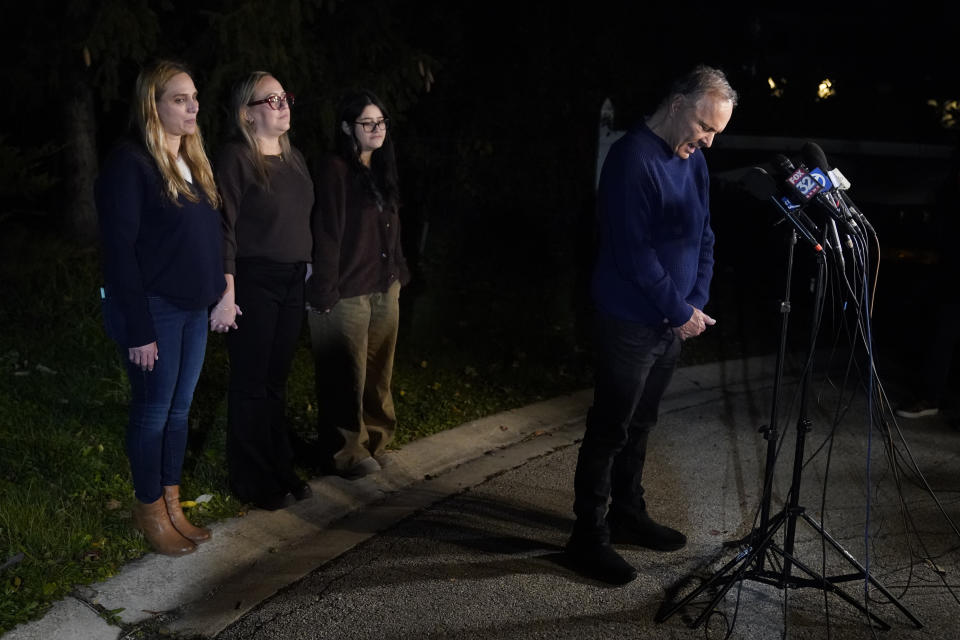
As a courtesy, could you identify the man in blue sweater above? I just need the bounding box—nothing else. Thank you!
[567,65,737,585]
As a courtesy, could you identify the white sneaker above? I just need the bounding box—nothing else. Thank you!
[895,401,940,419]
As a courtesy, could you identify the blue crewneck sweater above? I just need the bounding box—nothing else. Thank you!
[592,122,714,327]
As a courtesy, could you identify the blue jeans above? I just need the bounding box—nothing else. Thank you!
[572,311,681,543]
[124,297,208,503]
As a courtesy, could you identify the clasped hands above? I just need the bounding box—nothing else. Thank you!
[672,306,716,341]
[209,302,242,333]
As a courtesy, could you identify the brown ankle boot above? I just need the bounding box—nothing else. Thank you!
[133,497,196,556]
[163,485,212,543]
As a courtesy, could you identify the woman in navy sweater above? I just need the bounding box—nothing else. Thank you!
[96,60,227,556]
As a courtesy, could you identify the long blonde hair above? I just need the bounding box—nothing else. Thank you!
[232,71,302,189]
[133,60,220,208]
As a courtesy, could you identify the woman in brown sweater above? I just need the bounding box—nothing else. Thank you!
[210,71,314,509]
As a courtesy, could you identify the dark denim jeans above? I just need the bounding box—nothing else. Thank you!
[571,311,681,544]
[124,296,208,503]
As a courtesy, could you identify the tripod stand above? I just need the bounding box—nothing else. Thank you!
[656,227,922,631]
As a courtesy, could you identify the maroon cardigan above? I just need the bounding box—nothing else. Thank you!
[305,154,410,311]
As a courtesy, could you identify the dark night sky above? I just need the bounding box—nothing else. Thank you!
[4,3,958,151]
[2,2,958,229]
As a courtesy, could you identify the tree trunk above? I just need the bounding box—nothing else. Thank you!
[64,71,99,246]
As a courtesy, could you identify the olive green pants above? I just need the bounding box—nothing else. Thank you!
[307,280,400,472]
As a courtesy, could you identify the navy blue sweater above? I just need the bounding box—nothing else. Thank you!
[96,141,226,347]
[592,123,715,327]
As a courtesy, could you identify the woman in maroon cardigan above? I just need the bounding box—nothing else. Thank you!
[306,89,410,479]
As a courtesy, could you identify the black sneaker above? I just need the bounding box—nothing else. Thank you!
[895,401,939,419]
[565,540,638,585]
[254,492,296,511]
[608,511,686,551]
[291,482,313,501]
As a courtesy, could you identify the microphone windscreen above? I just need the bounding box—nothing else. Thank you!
[741,167,778,200]
[770,153,795,178]
[801,141,831,171]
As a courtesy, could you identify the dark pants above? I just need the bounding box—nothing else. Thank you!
[920,301,960,405]
[308,280,400,472]
[572,311,681,544]
[125,297,208,503]
[226,259,306,504]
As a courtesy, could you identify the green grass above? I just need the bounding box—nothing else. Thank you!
[0,225,597,634]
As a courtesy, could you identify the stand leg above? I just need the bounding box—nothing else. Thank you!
[768,538,892,631]
[800,512,923,628]
[654,512,787,625]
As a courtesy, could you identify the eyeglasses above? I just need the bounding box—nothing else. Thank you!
[247,93,295,110]
[355,118,389,132]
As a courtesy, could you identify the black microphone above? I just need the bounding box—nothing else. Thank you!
[769,154,825,239]
[741,166,823,253]
[772,154,823,207]
[741,165,778,200]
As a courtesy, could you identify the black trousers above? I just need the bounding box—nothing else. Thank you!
[571,311,681,544]
[226,259,306,504]
[919,301,960,405]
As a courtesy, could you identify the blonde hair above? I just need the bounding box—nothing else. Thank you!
[133,60,220,208]
[232,71,303,189]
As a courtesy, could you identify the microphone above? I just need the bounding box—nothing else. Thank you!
[773,153,823,205]
[799,142,859,240]
[820,161,871,233]
[770,154,825,239]
[788,146,849,261]
[827,167,851,191]
[741,166,823,253]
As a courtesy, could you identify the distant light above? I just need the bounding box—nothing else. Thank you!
[942,99,958,129]
[767,76,784,98]
[817,78,835,100]
[927,98,958,129]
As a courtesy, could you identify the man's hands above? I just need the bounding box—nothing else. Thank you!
[672,307,716,341]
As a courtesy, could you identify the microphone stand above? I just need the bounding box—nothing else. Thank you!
[655,225,922,631]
